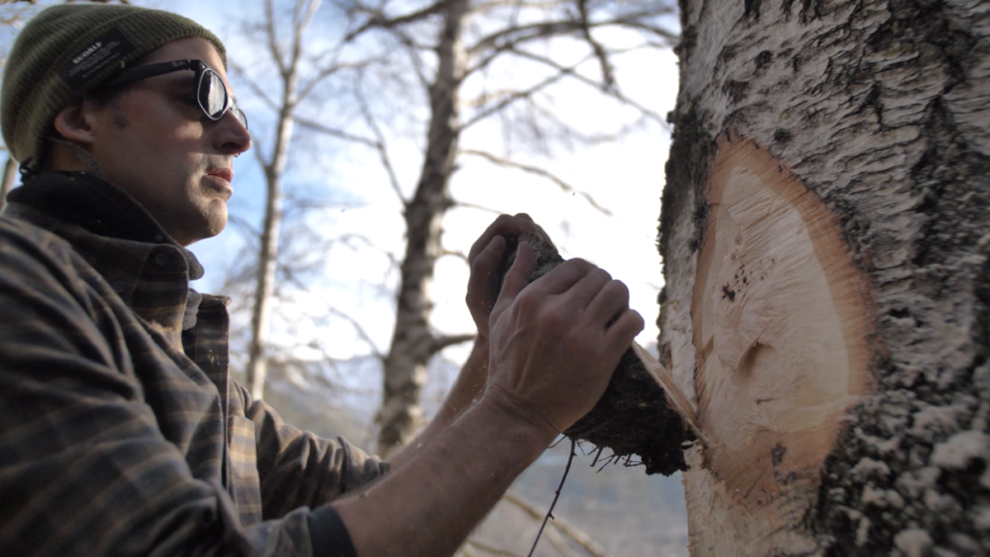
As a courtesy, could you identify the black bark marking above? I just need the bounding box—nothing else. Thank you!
[756,50,774,69]
[723,80,750,104]
[772,443,797,485]
[660,103,714,260]
[857,82,884,127]
[745,0,762,20]
[799,0,822,23]
[722,284,736,301]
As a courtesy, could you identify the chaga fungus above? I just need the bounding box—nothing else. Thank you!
[497,233,693,476]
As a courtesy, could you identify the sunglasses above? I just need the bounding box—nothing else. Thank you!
[103,59,248,130]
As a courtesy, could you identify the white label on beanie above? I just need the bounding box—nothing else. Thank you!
[58,28,137,90]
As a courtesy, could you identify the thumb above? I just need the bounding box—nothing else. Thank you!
[491,241,535,320]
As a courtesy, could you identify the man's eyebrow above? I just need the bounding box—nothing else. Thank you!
[156,71,196,91]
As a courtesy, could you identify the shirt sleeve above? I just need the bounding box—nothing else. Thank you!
[0,220,348,557]
[308,504,359,557]
[233,382,390,520]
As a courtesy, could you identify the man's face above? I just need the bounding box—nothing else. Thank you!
[86,38,251,246]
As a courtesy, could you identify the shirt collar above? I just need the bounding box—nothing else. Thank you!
[3,171,215,342]
[6,171,205,280]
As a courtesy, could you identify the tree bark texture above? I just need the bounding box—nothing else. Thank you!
[659,0,990,554]
[376,0,471,457]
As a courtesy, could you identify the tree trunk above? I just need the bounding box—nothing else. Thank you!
[659,0,990,554]
[376,0,471,457]
[245,0,306,400]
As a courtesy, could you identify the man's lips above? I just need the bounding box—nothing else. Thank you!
[204,168,234,197]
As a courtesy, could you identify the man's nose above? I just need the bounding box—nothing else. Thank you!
[214,108,252,156]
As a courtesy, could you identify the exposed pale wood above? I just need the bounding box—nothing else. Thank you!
[631,341,706,446]
[683,135,874,556]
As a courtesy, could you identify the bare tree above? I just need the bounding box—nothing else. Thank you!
[336,0,677,457]
[236,0,377,400]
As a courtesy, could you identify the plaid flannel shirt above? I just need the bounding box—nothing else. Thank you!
[0,171,388,556]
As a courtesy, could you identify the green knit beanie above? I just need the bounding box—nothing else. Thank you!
[1,4,227,173]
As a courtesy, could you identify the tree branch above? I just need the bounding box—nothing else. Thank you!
[355,80,408,205]
[465,8,677,75]
[460,62,576,130]
[451,200,504,215]
[343,0,448,42]
[465,539,525,557]
[264,0,288,78]
[293,115,379,147]
[227,213,262,239]
[430,333,477,355]
[327,305,386,359]
[229,60,281,111]
[576,0,615,91]
[503,491,612,557]
[460,149,612,215]
[507,47,669,127]
[440,248,469,263]
[297,61,349,103]
[468,19,581,56]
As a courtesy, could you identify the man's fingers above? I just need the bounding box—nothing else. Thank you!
[466,235,507,313]
[585,279,630,324]
[528,258,595,296]
[560,268,612,309]
[604,309,645,353]
[491,241,535,319]
[468,214,540,262]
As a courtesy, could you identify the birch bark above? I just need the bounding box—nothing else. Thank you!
[658,0,990,553]
[376,0,472,456]
[244,0,316,400]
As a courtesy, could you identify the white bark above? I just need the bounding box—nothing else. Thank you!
[659,0,990,553]
[376,0,471,457]
[245,0,317,400]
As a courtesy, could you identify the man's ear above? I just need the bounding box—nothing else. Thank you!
[52,101,98,147]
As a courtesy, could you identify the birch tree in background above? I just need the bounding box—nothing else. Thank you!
[236,0,375,400]
[333,0,677,456]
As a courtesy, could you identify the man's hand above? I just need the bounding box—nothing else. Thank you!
[465,213,551,343]
[483,241,645,436]
[337,239,643,557]
[390,214,553,469]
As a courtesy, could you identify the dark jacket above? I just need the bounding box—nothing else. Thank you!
[0,171,386,556]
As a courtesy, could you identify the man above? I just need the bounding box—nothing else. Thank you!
[0,4,643,557]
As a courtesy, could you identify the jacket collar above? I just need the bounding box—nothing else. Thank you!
[5,171,205,279]
[2,171,215,341]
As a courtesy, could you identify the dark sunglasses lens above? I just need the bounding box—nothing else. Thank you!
[232,107,249,130]
[198,71,227,118]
